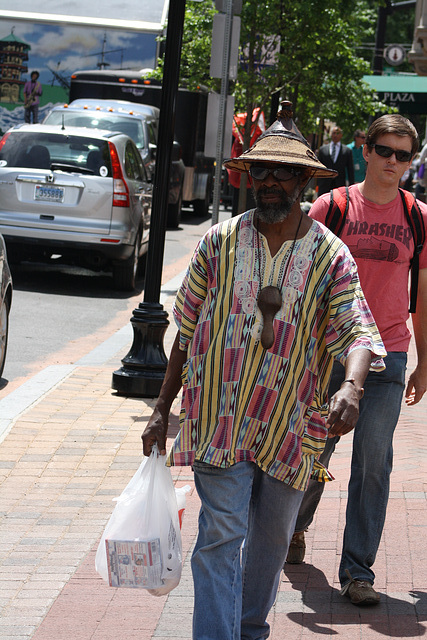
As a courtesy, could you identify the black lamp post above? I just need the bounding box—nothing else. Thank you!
[373,1,391,75]
[112,0,187,397]
[373,0,416,75]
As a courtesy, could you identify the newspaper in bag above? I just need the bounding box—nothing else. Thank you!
[95,446,189,595]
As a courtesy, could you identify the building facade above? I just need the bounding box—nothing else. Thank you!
[0,29,29,103]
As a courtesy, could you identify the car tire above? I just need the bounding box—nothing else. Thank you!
[0,295,10,379]
[167,190,182,229]
[6,246,21,265]
[112,234,141,291]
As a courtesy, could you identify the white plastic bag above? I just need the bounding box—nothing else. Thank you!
[95,447,189,596]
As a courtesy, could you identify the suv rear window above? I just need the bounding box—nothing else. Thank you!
[45,111,146,150]
[0,132,112,176]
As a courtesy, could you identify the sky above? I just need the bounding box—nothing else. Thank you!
[1,20,159,86]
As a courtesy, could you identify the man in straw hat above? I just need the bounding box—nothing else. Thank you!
[141,101,386,640]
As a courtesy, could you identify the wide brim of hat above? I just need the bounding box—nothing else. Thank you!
[224,134,337,179]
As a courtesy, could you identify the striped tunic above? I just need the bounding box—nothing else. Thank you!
[168,211,386,491]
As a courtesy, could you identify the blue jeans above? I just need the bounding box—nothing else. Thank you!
[192,460,304,640]
[25,104,39,124]
[294,352,407,586]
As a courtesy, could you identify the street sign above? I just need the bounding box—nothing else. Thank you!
[215,0,242,14]
[204,92,235,157]
[210,13,241,80]
[373,90,424,113]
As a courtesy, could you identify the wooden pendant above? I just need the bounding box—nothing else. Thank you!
[257,285,282,349]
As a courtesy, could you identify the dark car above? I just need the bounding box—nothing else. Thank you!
[0,233,12,378]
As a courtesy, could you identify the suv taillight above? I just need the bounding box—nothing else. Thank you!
[108,141,130,207]
[0,131,11,152]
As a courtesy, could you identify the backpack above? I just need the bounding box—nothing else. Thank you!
[324,186,425,313]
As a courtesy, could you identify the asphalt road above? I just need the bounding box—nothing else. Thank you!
[1,205,230,394]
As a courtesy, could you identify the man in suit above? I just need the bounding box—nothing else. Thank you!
[317,126,354,195]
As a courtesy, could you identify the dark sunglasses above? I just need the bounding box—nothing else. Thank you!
[249,165,302,181]
[370,144,412,163]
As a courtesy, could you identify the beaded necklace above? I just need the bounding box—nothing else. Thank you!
[256,213,302,349]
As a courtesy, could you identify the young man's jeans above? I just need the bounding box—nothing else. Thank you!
[294,352,407,586]
[192,460,304,640]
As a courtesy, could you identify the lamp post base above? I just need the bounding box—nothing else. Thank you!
[111,302,170,398]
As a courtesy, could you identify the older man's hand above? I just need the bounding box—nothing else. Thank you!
[142,407,168,456]
[326,384,362,437]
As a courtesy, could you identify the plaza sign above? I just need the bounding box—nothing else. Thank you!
[362,74,427,114]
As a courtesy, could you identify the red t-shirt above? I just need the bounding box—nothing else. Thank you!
[309,184,427,352]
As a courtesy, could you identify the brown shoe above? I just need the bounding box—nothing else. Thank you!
[285,531,306,564]
[340,570,380,606]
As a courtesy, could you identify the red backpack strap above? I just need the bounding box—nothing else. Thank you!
[398,189,426,255]
[324,186,349,237]
[398,188,426,313]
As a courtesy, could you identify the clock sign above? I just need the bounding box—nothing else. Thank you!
[384,44,406,66]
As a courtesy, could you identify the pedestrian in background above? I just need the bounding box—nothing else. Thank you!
[227,109,265,216]
[348,129,367,183]
[316,125,354,195]
[227,134,257,216]
[141,102,385,640]
[23,71,42,124]
[415,140,427,202]
[287,113,427,607]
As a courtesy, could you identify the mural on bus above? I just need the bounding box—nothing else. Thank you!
[0,20,158,134]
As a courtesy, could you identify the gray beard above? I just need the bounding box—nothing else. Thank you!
[254,187,296,224]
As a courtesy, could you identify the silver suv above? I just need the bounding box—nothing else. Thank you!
[43,100,185,227]
[0,124,152,290]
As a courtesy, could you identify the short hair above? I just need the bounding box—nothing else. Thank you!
[366,114,419,157]
[353,129,365,139]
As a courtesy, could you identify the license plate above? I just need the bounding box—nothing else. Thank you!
[34,185,64,202]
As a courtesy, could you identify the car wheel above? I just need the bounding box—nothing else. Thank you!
[5,246,21,265]
[167,190,182,229]
[0,296,10,379]
[112,234,141,291]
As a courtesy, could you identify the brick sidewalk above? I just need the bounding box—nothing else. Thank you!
[0,311,426,638]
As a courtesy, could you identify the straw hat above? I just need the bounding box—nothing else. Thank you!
[224,101,337,179]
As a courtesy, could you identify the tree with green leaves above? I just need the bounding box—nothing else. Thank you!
[153,1,391,141]
[149,1,218,92]
[152,0,392,206]
[235,0,389,150]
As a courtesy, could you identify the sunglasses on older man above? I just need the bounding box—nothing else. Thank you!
[370,144,412,163]
[249,165,302,181]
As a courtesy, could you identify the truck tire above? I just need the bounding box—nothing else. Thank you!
[193,190,210,217]
[167,190,182,228]
[112,235,140,291]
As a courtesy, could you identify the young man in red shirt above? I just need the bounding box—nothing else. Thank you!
[288,114,427,606]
